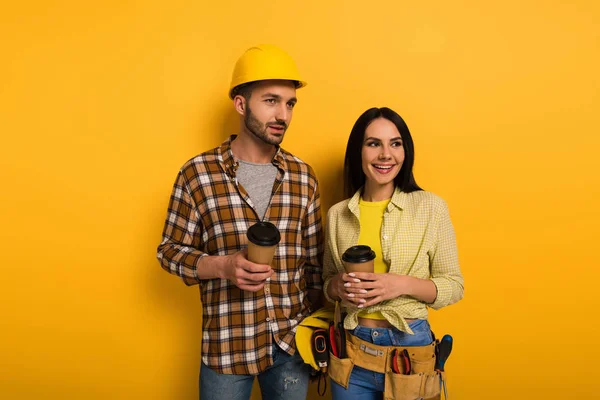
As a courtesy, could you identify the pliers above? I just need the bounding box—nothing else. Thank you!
[391,348,411,374]
[329,321,338,358]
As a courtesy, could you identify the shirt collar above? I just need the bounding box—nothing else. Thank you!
[348,186,407,214]
[219,135,285,177]
[389,186,407,211]
[219,135,238,178]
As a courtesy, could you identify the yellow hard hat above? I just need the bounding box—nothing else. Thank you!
[229,44,307,99]
[296,307,334,371]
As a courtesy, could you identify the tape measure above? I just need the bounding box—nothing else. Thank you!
[311,328,329,370]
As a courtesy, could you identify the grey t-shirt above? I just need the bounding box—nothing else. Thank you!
[236,159,278,220]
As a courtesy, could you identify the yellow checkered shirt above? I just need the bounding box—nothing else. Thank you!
[322,187,464,334]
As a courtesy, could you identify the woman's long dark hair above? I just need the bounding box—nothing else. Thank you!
[344,107,422,198]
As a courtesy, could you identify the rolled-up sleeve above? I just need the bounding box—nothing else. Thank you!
[428,200,464,309]
[156,170,207,286]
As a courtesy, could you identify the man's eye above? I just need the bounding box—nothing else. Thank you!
[287,102,296,109]
[265,99,276,104]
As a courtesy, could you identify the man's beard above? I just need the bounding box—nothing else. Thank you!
[244,106,287,146]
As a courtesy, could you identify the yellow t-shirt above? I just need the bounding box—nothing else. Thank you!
[357,197,390,320]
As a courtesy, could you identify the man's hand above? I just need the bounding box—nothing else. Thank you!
[220,249,273,292]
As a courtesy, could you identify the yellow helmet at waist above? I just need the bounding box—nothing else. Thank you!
[295,307,334,371]
[229,44,307,99]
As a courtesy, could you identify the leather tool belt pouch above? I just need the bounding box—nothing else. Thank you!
[328,331,446,400]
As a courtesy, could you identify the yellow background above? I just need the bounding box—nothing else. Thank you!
[1,1,599,399]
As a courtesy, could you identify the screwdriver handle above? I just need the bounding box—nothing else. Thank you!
[435,334,453,371]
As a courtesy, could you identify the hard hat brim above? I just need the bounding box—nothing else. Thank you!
[229,79,307,99]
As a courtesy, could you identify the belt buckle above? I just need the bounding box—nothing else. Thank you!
[360,343,384,357]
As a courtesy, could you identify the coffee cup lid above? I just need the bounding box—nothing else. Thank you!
[342,245,376,263]
[247,221,281,246]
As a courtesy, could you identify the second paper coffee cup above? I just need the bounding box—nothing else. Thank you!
[342,245,376,273]
[247,221,281,265]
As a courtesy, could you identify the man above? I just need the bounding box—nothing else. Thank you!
[156,44,323,400]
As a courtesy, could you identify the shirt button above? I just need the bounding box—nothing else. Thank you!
[266,277,271,282]
[266,317,270,322]
[383,235,388,240]
[297,313,303,318]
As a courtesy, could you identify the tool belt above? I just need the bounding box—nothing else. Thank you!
[328,332,446,400]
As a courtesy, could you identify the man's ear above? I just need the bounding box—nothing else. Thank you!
[233,95,246,116]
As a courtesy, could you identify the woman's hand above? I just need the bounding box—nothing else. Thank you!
[343,273,437,308]
[328,272,367,307]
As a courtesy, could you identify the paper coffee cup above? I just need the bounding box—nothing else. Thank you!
[247,221,281,265]
[342,245,375,273]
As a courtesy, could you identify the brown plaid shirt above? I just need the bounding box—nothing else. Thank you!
[157,135,323,375]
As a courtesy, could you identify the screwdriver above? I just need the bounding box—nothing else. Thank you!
[435,334,453,371]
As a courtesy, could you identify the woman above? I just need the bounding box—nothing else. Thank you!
[322,107,464,400]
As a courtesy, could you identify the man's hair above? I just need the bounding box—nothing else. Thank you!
[230,82,256,100]
[343,107,423,198]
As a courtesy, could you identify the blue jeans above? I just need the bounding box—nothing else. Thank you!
[199,343,311,400]
[330,319,433,400]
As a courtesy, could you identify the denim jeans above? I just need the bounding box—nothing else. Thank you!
[330,319,433,400]
[199,343,311,400]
